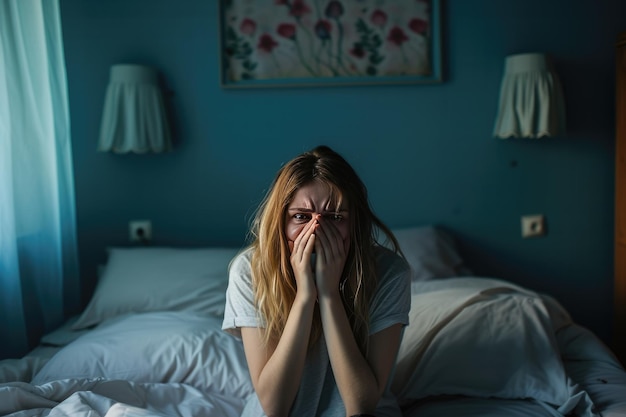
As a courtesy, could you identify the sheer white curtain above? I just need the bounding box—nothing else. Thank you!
[0,0,79,359]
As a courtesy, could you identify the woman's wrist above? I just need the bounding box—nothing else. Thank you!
[294,290,317,307]
[316,287,342,304]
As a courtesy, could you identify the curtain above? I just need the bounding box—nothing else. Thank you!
[0,0,79,359]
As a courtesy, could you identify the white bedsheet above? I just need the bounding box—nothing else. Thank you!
[0,378,246,417]
[2,277,626,417]
[0,312,252,417]
[393,277,626,417]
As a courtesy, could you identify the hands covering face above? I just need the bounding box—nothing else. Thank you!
[311,215,349,297]
[288,214,350,300]
[285,182,350,299]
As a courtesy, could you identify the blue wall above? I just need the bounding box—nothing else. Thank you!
[59,0,625,345]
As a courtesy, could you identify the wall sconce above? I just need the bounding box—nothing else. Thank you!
[493,53,566,139]
[98,64,172,153]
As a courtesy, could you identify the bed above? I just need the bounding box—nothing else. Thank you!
[1,226,625,417]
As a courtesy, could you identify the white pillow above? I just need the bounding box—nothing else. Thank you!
[387,226,471,286]
[72,247,241,330]
[33,311,254,398]
[393,278,576,408]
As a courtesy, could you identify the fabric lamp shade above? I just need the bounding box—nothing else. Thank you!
[98,64,172,153]
[493,53,566,139]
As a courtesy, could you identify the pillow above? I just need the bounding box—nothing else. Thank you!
[388,225,472,286]
[40,315,89,346]
[33,311,254,398]
[71,247,241,330]
[392,277,577,409]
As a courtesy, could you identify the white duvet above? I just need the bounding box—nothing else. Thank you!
[1,277,625,417]
[393,278,600,416]
[0,313,252,417]
[1,379,246,417]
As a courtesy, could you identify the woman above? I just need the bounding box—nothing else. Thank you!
[222,145,411,417]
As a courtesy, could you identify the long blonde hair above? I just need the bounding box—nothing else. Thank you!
[248,146,399,355]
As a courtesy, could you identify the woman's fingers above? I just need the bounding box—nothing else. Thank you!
[290,217,320,300]
[316,217,344,258]
[303,229,316,258]
[314,218,347,294]
[292,216,319,260]
[291,216,320,275]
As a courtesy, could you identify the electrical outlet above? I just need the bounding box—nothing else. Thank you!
[129,220,152,243]
[521,214,546,238]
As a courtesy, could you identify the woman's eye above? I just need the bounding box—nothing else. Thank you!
[293,213,311,222]
[328,214,343,222]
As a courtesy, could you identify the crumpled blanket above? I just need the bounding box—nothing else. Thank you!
[0,378,247,417]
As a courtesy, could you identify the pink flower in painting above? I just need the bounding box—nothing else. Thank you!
[314,20,332,40]
[290,0,311,18]
[387,26,408,46]
[257,34,278,53]
[409,18,428,35]
[325,1,344,19]
[370,10,387,27]
[239,18,256,36]
[277,23,297,40]
[350,43,365,58]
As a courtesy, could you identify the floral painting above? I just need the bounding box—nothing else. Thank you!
[219,0,441,87]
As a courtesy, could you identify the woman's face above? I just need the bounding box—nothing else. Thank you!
[285,181,350,251]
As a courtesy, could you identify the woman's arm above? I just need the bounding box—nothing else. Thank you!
[241,295,316,416]
[241,217,319,417]
[318,296,403,415]
[315,218,404,415]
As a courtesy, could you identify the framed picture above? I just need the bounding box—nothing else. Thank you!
[219,0,443,88]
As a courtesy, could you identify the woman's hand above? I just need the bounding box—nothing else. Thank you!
[289,215,319,301]
[244,214,320,417]
[314,216,349,298]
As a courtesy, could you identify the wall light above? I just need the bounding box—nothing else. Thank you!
[493,53,566,139]
[98,64,172,153]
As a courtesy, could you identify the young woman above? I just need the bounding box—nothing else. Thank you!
[222,145,411,417]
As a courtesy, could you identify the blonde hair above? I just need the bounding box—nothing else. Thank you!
[248,146,399,355]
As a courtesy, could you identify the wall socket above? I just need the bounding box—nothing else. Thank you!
[521,214,546,238]
[129,220,152,243]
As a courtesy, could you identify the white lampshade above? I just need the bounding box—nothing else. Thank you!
[98,64,172,153]
[493,53,566,139]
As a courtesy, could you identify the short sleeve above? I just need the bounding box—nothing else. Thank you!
[369,247,412,335]
[222,249,264,338]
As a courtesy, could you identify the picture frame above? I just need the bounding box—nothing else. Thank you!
[218,0,443,88]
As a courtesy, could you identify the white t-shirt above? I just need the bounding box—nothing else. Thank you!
[222,245,411,417]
